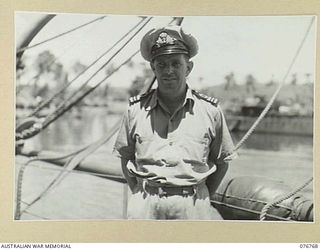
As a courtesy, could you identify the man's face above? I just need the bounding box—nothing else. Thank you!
[151,54,193,96]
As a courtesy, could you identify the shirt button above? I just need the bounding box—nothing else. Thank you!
[169,142,173,146]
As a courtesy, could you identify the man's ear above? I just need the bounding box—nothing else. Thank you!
[186,61,194,76]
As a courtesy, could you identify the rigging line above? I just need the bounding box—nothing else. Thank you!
[23,26,89,87]
[233,16,315,152]
[15,155,69,220]
[52,16,152,107]
[210,200,293,221]
[38,16,152,130]
[16,17,181,216]
[17,16,106,54]
[15,18,151,141]
[214,192,296,210]
[22,210,51,220]
[20,81,150,215]
[27,17,147,118]
[21,17,105,100]
[19,119,122,215]
[230,17,315,221]
[259,176,313,221]
[19,122,108,160]
[15,157,37,219]
[21,161,125,182]
[15,138,101,219]
[41,50,140,130]
[39,17,152,127]
[15,49,135,141]
[18,61,157,216]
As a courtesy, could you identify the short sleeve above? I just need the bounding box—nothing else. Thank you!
[208,106,238,165]
[113,107,136,161]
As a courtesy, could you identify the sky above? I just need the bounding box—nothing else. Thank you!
[16,12,316,89]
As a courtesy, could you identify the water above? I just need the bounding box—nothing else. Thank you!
[24,105,314,192]
[25,107,121,153]
[19,106,314,220]
[232,131,313,155]
[25,106,313,156]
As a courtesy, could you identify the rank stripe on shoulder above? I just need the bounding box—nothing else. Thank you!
[129,89,155,105]
[129,95,140,105]
[192,90,219,106]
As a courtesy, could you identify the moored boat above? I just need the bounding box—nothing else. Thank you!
[227,115,313,136]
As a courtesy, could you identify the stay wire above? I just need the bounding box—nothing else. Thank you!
[17,16,106,54]
[18,118,122,217]
[259,177,313,221]
[41,50,140,130]
[233,16,315,152]
[16,16,181,218]
[15,17,152,141]
[57,16,152,106]
[228,17,315,219]
[15,16,156,218]
[28,17,146,117]
[39,17,152,131]
[41,15,180,129]
[20,16,108,114]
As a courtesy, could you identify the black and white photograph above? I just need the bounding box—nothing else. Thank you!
[15,12,315,221]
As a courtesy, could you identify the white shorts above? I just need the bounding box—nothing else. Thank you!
[126,182,223,220]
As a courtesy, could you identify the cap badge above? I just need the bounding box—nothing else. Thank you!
[155,32,176,48]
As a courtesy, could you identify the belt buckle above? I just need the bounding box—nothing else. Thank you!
[182,189,189,197]
[183,186,197,197]
[158,187,167,197]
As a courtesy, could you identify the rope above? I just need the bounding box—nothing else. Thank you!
[17,16,106,54]
[15,145,91,220]
[259,177,313,221]
[27,17,146,118]
[15,17,177,219]
[23,211,50,220]
[233,16,315,152]
[41,17,176,135]
[18,16,314,221]
[18,58,159,211]
[15,65,156,217]
[15,17,152,141]
[214,191,294,210]
[56,17,152,104]
[229,16,315,220]
[21,19,102,95]
[211,200,293,221]
[41,50,140,130]
[15,15,156,219]
[16,119,122,218]
[15,158,34,220]
[20,160,125,182]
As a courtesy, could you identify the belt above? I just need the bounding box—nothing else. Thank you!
[142,182,197,198]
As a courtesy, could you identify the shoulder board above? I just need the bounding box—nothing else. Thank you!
[192,90,219,106]
[129,89,154,105]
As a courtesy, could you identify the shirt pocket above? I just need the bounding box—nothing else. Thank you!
[179,133,211,162]
[134,134,153,159]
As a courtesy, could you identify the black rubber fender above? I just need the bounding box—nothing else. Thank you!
[211,176,313,221]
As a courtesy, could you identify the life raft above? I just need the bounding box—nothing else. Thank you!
[211,176,313,221]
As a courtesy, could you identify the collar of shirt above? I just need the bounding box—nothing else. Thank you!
[145,85,195,114]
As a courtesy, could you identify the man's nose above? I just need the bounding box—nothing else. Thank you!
[165,65,174,74]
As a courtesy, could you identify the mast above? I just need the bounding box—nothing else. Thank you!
[16,14,55,66]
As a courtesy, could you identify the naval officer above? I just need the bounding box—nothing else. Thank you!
[114,25,237,220]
